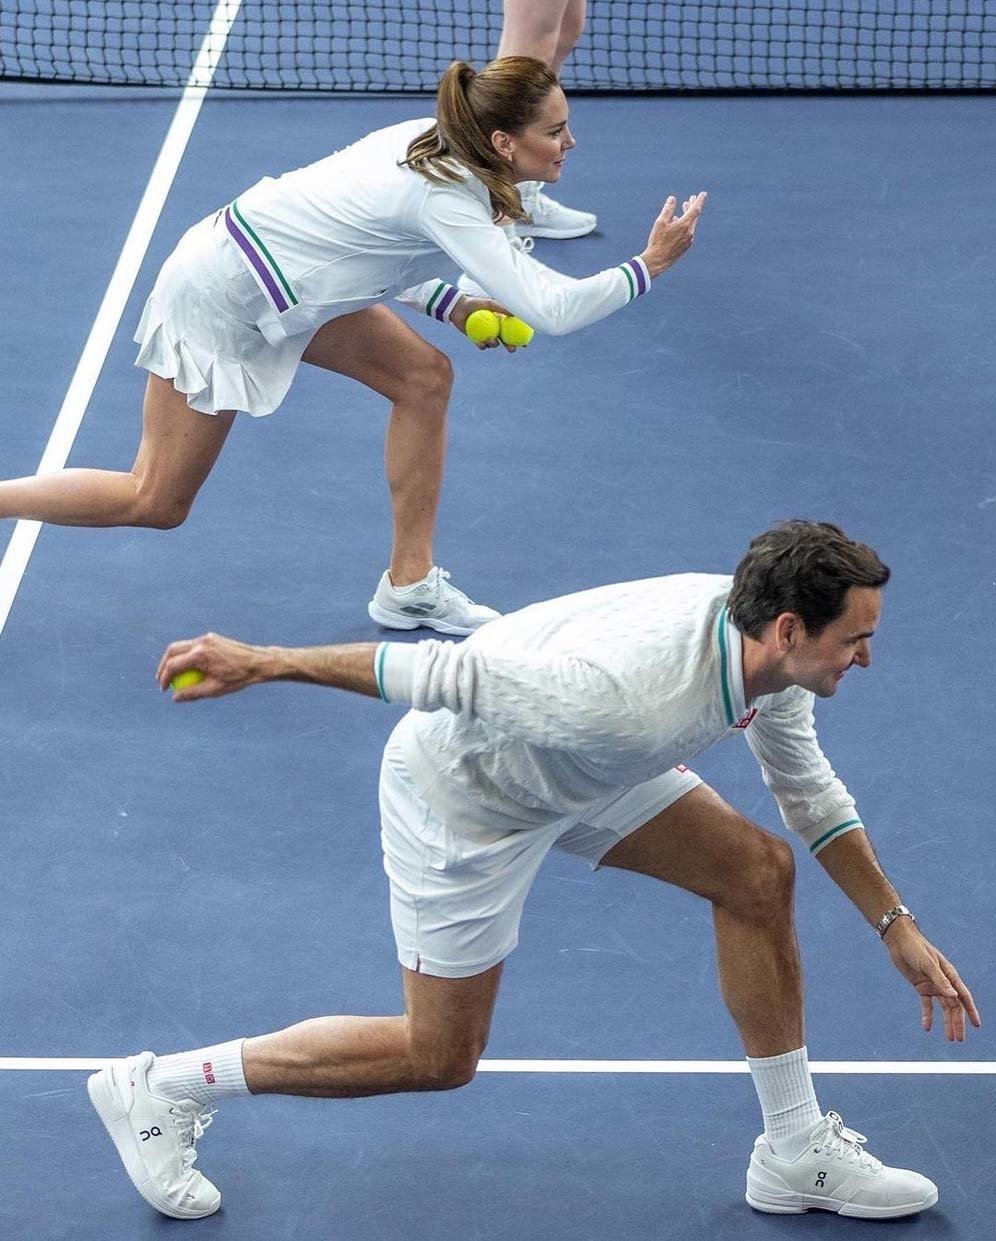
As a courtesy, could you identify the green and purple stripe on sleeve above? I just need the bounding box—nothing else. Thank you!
[224,200,298,314]
[618,256,651,302]
[426,281,460,322]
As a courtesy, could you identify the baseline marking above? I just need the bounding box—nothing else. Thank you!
[0,0,244,638]
[2,1058,994,1074]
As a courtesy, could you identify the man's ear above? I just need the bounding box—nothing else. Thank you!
[773,612,803,653]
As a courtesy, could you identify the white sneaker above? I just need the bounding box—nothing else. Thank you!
[88,1052,221,1219]
[457,230,534,299]
[515,181,597,240]
[368,566,500,635]
[746,1110,938,1219]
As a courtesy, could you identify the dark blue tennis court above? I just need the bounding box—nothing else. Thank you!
[1,23,994,1239]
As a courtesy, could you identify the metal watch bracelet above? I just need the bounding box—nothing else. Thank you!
[876,905,916,938]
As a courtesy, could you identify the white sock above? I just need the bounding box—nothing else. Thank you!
[148,1038,250,1107]
[747,1046,823,1157]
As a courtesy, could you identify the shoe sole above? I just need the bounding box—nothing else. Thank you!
[746,1186,939,1219]
[516,224,597,239]
[87,1069,220,1220]
[367,601,476,636]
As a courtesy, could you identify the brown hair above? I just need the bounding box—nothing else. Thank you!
[401,57,560,222]
[728,520,890,638]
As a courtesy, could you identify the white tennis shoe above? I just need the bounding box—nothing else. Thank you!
[88,1052,221,1219]
[515,182,597,239]
[368,566,500,635]
[746,1110,938,1219]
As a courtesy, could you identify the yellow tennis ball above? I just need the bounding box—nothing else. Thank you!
[499,315,534,347]
[170,669,206,690]
[465,309,502,344]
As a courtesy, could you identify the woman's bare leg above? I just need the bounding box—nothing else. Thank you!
[303,306,453,587]
[0,373,235,528]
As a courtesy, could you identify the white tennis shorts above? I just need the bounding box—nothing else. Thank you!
[379,728,702,978]
[134,213,315,417]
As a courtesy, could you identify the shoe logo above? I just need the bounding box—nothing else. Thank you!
[202,1060,216,1085]
[815,1170,828,1188]
[140,1126,164,1142]
[400,604,435,616]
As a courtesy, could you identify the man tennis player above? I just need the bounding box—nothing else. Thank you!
[87,520,979,1221]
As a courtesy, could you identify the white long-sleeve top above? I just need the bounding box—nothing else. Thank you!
[221,118,650,346]
[376,575,864,856]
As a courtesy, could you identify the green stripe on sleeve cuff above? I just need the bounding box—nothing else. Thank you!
[374,642,390,702]
[425,281,447,315]
[809,818,863,853]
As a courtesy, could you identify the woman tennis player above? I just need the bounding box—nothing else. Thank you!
[0,56,705,632]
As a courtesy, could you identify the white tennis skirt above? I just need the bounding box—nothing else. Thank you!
[134,213,315,417]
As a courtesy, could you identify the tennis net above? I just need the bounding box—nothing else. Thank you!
[2,1,994,91]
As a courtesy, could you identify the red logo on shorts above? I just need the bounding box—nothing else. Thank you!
[202,1061,216,1085]
[733,708,758,730]
[675,764,689,773]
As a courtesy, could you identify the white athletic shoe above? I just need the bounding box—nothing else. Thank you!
[457,231,534,299]
[368,566,500,635]
[87,1052,221,1220]
[746,1110,938,1219]
[515,181,597,240]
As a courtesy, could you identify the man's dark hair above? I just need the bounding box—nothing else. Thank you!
[727,520,890,639]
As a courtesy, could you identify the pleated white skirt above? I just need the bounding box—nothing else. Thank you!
[134,213,314,417]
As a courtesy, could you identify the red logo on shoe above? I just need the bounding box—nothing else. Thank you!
[202,1061,216,1085]
[733,708,758,730]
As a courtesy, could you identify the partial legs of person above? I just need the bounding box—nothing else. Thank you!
[497,0,597,240]
[87,964,504,1218]
[498,0,585,72]
[0,374,235,528]
[301,305,499,635]
[600,783,938,1219]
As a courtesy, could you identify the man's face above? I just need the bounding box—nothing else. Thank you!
[788,586,882,698]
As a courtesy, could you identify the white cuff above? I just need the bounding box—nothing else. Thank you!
[802,815,865,855]
[375,642,419,704]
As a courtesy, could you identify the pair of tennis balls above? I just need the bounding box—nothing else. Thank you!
[465,309,534,348]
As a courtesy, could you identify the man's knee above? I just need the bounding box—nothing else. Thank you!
[411,1037,486,1091]
[730,830,796,920]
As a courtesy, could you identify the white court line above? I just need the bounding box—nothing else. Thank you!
[0,0,244,638]
[2,1058,995,1074]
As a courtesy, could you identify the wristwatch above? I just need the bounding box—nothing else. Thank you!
[875,905,916,939]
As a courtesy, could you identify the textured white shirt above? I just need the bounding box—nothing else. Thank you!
[221,118,650,346]
[377,575,864,855]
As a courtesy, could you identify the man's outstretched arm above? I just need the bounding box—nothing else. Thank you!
[159,631,648,758]
[816,829,981,1043]
[158,633,382,701]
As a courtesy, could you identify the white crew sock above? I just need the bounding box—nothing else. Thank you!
[148,1038,250,1107]
[747,1046,823,1157]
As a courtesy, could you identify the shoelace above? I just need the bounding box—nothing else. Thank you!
[433,567,477,606]
[173,1106,216,1173]
[814,1112,882,1172]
